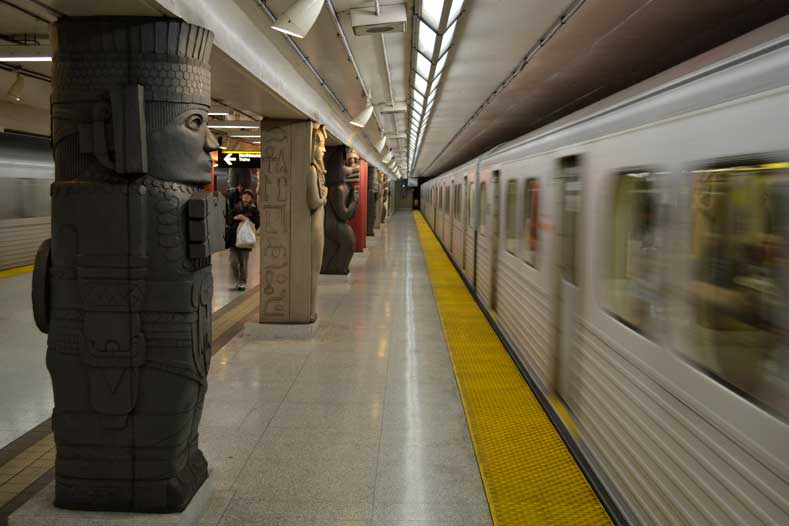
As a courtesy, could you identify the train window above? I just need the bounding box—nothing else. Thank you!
[479,182,488,227]
[521,178,540,267]
[606,169,664,337]
[466,182,474,227]
[685,161,789,419]
[505,179,518,254]
[454,183,462,220]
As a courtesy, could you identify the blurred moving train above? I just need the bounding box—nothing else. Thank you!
[421,19,789,526]
[0,132,52,271]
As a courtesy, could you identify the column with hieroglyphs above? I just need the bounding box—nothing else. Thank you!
[252,120,327,336]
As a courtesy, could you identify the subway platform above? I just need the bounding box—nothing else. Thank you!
[0,213,612,526]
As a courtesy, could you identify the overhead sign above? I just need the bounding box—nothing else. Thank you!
[218,150,261,168]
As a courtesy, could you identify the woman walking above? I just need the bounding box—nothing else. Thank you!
[226,190,260,291]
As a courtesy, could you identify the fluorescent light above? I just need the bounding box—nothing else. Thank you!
[431,72,443,91]
[417,20,437,57]
[208,112,230,116]
[271,0,324,39]
[421,0,443,30]
[434,52,448,77]
[208,120,259,129]
[440,21,456,56]
[448,0,465,24]
[414,74,428,95]
[427,89,437,107]
[412,89,425,107]
[0,56,51,62]
[350,102,374,128]
[416,52,431,79]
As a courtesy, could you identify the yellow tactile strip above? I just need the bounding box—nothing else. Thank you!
[0,265,34,279]
[414,212,612,526]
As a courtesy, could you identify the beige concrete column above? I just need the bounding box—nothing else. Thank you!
[257,120,327,327]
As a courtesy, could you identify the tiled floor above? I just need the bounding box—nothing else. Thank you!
[198,214,490,526]
[0,246,259,450]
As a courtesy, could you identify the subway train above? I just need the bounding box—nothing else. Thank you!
[0,132,52,271]
[420,22,789,526]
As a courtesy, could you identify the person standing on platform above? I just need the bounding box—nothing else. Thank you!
[226,190,260,291]
[226,180,245,216]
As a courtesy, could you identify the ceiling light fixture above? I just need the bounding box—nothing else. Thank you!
[0,56,51,62]
[350,101,374,128]
[7,73,24,102]
[271,0,324,39]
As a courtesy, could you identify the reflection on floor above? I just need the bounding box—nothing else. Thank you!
[0,245,259,450]
[199,213,490,526]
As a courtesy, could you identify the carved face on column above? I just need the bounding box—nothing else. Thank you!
[148,106,219,184]
[312,125,327,174]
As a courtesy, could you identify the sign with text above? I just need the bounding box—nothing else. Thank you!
[217,150,261,168]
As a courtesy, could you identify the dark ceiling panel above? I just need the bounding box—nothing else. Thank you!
[422,0,789,177]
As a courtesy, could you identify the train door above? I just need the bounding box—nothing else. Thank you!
[554,156,582,399]
[476,170,501,312]
[490,171,500,312]
[462,176,469,271]
[448,183,454,252]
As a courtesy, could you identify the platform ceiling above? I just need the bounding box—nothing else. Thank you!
[2,1,789,177]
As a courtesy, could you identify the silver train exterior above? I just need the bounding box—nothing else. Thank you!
[0,132,52,270]
[421,18,789,526]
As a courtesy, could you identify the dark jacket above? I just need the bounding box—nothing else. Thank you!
[226,187,244,218]
[225,202,260,249]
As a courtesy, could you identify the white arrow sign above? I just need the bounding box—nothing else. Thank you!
[223,153,235,166]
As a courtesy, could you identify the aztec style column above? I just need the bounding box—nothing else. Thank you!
[321,146,359,275]
[349,158,368,252]
[32,17,225,512]
[374,171,384,230]
[367,166,377,237]
[258,120,327,324]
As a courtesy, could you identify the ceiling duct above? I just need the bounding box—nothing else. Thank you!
[351,4,407,36]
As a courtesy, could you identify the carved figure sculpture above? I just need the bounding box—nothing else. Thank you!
[321,147,359,275]
[381,183,389,223]
[308,124,328,320]
[367,167,378,236]
[32,17,225,513]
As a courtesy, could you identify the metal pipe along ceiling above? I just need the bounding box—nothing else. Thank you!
[324,0,386,137]
[154,0,394,176]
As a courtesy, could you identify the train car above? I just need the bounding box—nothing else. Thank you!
[0,132,53,271]
[421,19,789,526]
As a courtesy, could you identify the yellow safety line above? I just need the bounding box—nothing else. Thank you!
[0,434,55,508]
[0,265,34,279]
[413,212,612,526]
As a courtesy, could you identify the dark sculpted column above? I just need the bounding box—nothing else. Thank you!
[32,17,224,513]
[321,146,359,275]
[367,167,378,236]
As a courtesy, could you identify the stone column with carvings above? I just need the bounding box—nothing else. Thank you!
[33,17,225,513]
[258,120,327,324]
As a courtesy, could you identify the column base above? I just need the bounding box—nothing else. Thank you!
[319,273,351,284]
[244,320,318,340]
[10,473,214,526]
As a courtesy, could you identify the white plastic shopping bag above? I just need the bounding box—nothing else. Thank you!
[235,219,256,249]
